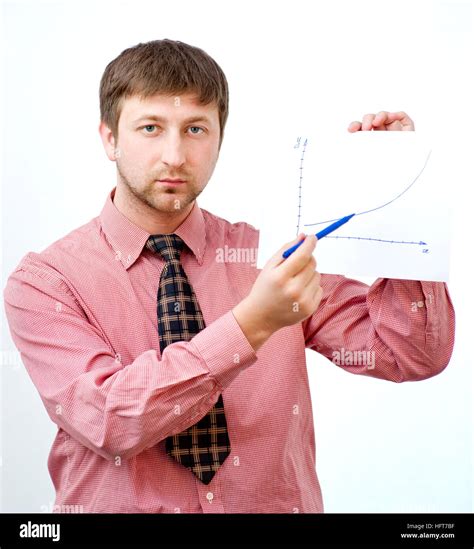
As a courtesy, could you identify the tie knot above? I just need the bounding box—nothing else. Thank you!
[146,234,184,261]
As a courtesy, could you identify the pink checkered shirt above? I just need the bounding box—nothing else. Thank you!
[3,187,455,513]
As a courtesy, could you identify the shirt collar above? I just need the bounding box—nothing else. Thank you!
[99,187,206,269]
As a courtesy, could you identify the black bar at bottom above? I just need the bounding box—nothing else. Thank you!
[0,512,472,547]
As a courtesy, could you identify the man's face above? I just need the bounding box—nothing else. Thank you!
[106,92,221,214]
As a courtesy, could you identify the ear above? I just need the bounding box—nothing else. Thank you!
[98,121,118,161]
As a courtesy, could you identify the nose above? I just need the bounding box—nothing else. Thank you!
[160,130,186,168]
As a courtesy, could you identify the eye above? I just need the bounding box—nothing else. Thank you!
[188,126,204,135]
[143,125,157,134]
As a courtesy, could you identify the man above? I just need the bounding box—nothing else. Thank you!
[3,39,455,513]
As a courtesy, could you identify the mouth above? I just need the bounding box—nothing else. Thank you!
[157,179,186,185]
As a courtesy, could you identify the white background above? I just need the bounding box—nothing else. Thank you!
[1,0,472,512]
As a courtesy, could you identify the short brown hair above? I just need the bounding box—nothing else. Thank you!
[99,39,229,148]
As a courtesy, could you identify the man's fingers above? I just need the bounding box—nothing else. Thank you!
[299,274,322,312]
[362,113,376,131]
[386,111,415,130]
[350,111,415,132]
[268,233,306,269]
[296,259,318,289]
[347,121,362,133]
[386,110,408,123]
[372,111,389,126]
[312,284,324,305]
[373,111,389,130]
[387,120,404,131]
[277,234,317,278]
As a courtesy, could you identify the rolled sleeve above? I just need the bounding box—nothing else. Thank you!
[303,274,455,383]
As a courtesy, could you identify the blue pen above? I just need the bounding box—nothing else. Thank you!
[282,213,356,258]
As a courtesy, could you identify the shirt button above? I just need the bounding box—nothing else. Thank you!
[206,492,214,503]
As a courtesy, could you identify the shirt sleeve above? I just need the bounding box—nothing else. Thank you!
[302,274,455,382]
[3,260,258,462]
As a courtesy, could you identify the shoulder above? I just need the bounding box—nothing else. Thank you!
[6,217,101,288]
[200,208,259,249]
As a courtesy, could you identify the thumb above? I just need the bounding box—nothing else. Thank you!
[266,232,307,269]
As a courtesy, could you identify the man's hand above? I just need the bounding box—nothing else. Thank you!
[232,234,323,351]
[348,111,415,132]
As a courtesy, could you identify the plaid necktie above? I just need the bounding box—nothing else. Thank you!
[146,233,231,485]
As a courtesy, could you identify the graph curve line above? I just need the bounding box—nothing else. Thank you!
[304,148,432,227]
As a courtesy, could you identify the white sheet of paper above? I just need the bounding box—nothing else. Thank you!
[256,131,451,282]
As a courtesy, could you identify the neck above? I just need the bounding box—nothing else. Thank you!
[113,182,194,235]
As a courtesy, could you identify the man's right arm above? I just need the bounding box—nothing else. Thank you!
[4,233,321,462]
[233,233,323,351]
[3,260,258,462]
[231,298,275,351]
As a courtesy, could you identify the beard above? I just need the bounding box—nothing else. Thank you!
[116,159,203,214]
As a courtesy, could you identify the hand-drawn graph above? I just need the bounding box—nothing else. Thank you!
[257,131,448,281]
[293,136,432,254]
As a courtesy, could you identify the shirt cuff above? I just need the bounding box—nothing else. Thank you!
[190,310,258,390]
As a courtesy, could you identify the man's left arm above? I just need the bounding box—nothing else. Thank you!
[303,111,455,382]
[302,275,455,382]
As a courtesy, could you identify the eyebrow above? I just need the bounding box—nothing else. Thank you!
[132,114,213,125]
